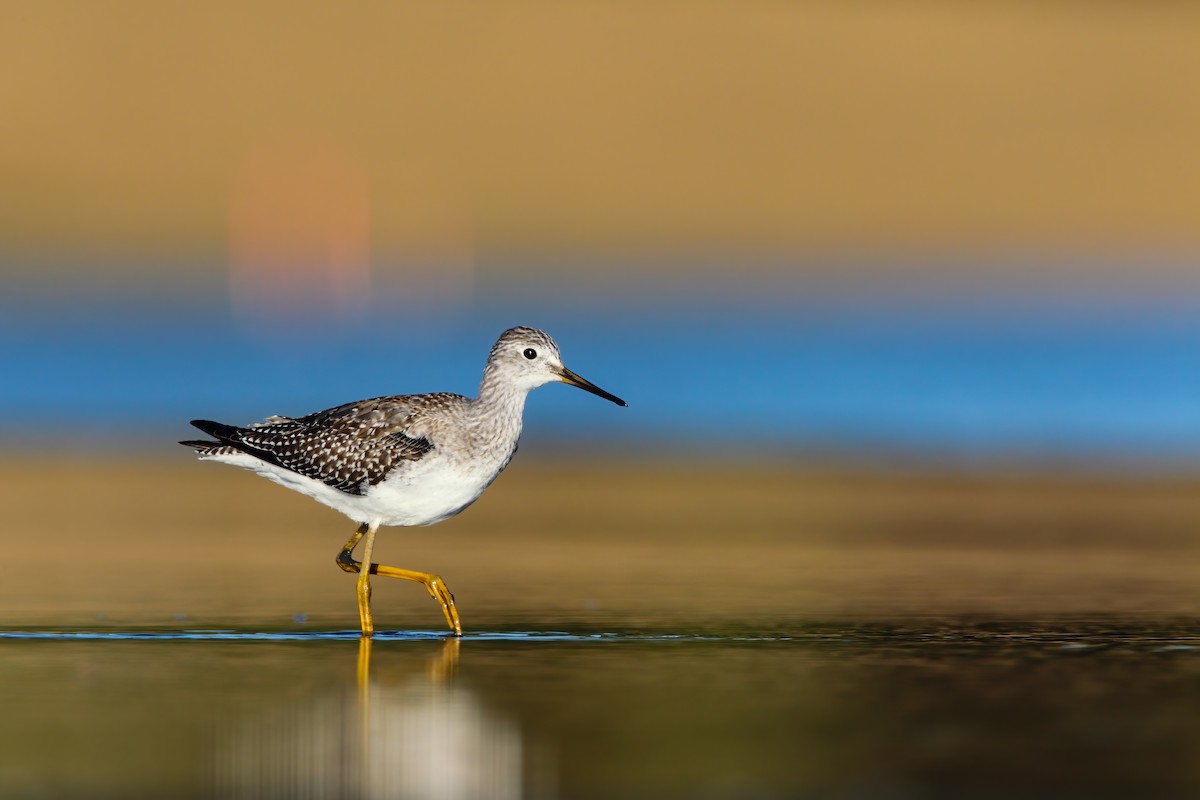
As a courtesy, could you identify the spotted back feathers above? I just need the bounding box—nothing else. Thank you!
[181,394,464,495]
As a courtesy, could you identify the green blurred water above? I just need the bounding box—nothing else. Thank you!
[3,619,1199,799]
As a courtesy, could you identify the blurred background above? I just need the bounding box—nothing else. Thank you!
[6,5,1200,798]
[3,1,1199,467]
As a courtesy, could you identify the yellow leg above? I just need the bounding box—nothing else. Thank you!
[356,523,378,637]
[337,523,369,573]
[336,523,462,636]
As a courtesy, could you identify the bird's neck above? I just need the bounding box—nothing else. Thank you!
[473,364,530,431]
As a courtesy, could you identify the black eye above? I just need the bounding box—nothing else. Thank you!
[523,348,537,360]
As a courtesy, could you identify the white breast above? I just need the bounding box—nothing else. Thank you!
[360,453,507,527]
[204,445,513,528]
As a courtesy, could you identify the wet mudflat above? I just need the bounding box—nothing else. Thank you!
[3,460,1200,797]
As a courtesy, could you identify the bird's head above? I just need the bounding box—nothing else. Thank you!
[487,326,627,406]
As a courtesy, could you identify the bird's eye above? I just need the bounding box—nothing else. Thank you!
[523,348,537,360]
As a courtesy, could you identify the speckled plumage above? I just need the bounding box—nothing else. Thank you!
[181,326,626,527]
[187,397,447,496]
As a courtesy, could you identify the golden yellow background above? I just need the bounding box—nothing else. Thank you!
[4,2,1198,276]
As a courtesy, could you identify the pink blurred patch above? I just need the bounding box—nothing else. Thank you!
[229,140,371,338]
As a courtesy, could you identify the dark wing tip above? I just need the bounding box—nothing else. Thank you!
[183,420,244,453]
[189,419,240,440]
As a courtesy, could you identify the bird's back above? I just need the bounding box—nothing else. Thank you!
[183,392,469,497]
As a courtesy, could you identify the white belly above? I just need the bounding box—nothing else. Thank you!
[359,455,504,526]
[204,447,511,528]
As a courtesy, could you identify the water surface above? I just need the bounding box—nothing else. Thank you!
[5,462,1200,797]
[3,619,1200,799]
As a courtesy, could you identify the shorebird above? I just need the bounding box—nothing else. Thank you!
[180,326,626,636]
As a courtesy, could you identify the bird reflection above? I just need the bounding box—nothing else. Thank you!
[217,637,526,799]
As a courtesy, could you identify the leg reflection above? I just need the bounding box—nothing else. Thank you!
[356,635,458,688]
[355,633,457,789]
[357,635,373,796]
[218,638,525,799]
[356,636,523,798]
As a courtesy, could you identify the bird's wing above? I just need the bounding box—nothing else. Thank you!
[191,394,465,496]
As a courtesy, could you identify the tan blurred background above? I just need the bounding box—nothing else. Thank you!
[3,2,1199,279]
[5,12,1200,800]
[4,3,1200,630]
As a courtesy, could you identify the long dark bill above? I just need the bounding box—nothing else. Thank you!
[559,367,628,407]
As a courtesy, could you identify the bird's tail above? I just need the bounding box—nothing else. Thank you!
[179,419,243,454]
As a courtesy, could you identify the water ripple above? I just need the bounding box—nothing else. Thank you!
[0,629,794,643]
[2,622,1198,649]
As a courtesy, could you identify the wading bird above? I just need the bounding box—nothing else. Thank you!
[180,326,626,636]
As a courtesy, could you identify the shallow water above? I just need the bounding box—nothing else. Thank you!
[3,619,1200,799]
[6,463,1200,797]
